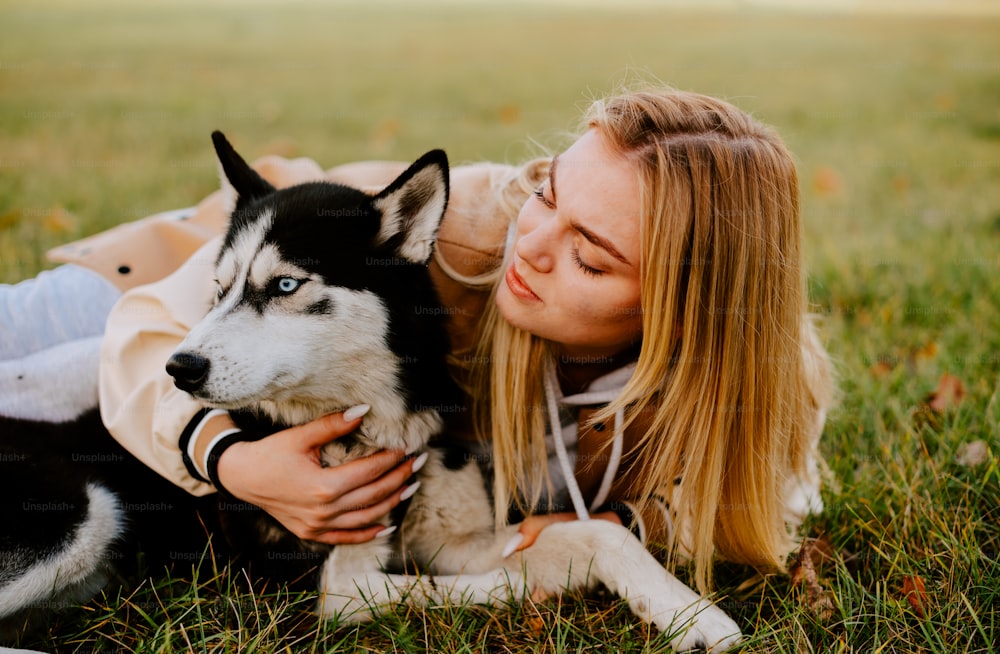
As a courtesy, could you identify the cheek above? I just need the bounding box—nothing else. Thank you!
[594,302,643,342]
[566,275,641,324]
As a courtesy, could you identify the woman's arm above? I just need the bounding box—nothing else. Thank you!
[99,238,222,495]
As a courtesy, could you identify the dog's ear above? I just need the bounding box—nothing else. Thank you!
[211,131,276,217]
[371,149,449,265]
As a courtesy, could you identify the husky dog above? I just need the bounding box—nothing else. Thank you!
[0,132,740,652]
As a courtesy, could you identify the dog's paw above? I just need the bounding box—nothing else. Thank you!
[671,610,741,652]
[626,591,739,652]
[654,601,741,653]
[315,593,379,624]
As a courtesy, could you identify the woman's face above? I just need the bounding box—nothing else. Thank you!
[496,128,643,361]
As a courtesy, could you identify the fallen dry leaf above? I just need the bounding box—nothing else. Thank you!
[812,166,843,196]
[527,615,545,638]
[870,358,896,378]
[0,208,22,230]
[871,344,939,379]
[790,538,836,622]
[901,575,928,619]
[892,174,910,194]
[934,91,957,113]
[926,372,966,413]
[498,104,521,125]
[370,118,401,152]
[913,341,938,364]
[955,439,990,467]
[42,205,77,234]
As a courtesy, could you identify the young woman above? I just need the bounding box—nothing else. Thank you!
[2,86,833,597]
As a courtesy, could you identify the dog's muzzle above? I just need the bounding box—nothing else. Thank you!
[166,352,211,393]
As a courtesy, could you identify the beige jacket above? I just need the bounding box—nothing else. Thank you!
[51,154,831,551]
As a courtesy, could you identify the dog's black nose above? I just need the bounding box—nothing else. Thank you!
[166,352,211,392]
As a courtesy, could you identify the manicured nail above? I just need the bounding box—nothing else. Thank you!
[343,404,370,421]
[501,533,524,558]
[410,451,429,474]
[400,481,421,501]
[375,525,396,539]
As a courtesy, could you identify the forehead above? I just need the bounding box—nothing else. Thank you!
[555,129,641,263]
[216,183,376,284]
[216,207,274,285]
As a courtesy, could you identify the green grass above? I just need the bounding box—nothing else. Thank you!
[2,1,999,652]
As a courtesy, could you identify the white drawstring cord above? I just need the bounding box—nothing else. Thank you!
[544,360,590,521]
[588,405,624,512]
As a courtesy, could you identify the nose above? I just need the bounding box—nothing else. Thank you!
[514,213,556,273]
[166,352,211,392]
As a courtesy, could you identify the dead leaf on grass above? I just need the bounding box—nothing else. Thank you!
[498,104,521,125]
[869,355,898,378]
[789,538,836,622]
[370,118,401,152]
[913,341,938,364]
[42,206,77,234]
[892,174,910,194]
[901,574,928,619]
[812,166,843,196]
[955,439,991,467]
[925,372,966,413]
[870,343,938,379]
[0,208,22,230]
[933,91,957,113]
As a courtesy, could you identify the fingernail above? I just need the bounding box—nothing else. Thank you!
[410,451,429,474]
[501,533,524,558]
[343,404,370,421]
[375,525,396,539]
[400,481,421,501]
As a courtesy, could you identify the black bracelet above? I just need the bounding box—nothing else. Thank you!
[205,431,249,498]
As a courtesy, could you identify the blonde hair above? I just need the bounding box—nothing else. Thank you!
[471,87,830,592]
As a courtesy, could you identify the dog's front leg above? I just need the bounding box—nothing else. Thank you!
[508,520,742,653]
[316,534,526,623]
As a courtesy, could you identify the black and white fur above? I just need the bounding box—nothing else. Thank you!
[0,132,740,652]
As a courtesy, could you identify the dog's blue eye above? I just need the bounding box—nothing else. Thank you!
[276,277,300,294]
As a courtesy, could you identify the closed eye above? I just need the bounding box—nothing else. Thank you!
[571,247,604,276]
[533,186,556,210]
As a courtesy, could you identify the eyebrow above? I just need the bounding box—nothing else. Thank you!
[549,155,632,267]
[572,220,631,266]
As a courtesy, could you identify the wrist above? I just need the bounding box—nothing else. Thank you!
[205,431,249,498]
[215,439,251,500]
[178,408,244,494]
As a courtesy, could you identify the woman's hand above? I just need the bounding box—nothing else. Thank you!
[502,510,622,557]
[215,406,425,545]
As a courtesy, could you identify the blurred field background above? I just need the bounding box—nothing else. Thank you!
[2,0,999,652]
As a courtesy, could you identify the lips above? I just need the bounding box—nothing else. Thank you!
[504,264,540,301]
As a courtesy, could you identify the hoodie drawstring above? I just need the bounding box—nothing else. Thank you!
[543,359,628,521]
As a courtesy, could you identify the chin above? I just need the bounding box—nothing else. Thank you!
[495,290,534,333]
